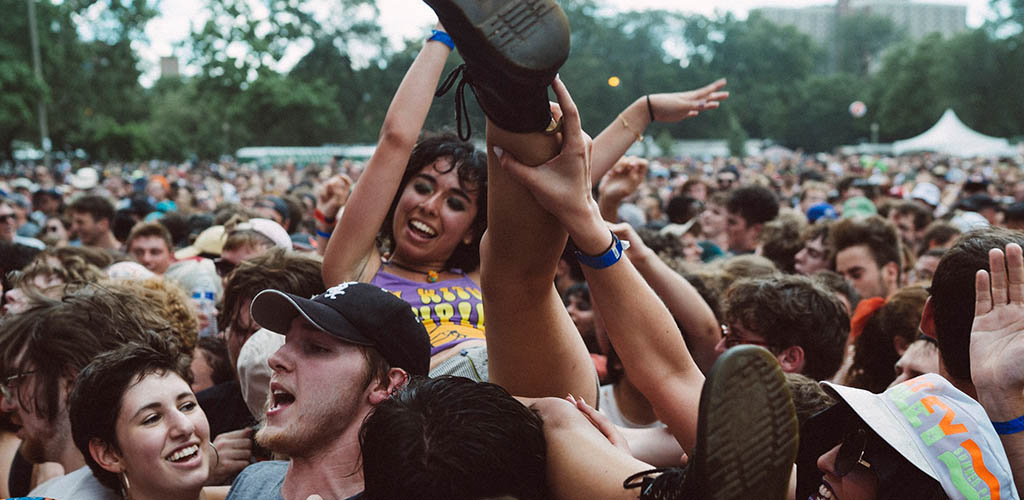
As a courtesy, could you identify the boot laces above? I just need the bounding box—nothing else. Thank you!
[623,467,688,500]
[435,64,474,141]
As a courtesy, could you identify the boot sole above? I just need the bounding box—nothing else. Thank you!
[688,345,799,500]
[424,0,570,85]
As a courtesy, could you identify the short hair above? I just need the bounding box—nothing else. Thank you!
[761,209,807,274]
[380,133,488,272]
[891,200,933,231]
[222,248,324,338]
[106,279,199,353]
[918,221,961,256]
[724,275,849,380]
[784,373,835,426]
[0,287,154,424]
[360,376,546,500]
[812,269,860,311]
[196,337,235,387]
[222,216,275,253]
[68,194,116,223]
[930,228,1024,381]
[126,221,173,253]
[725,185,779,226]
[798,181,830,203]
[830,215,902,274]
[665,196,703,224]
[69,334,192,493]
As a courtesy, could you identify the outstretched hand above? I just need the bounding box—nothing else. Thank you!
[971,243,1024,394]
[648,79,729,123]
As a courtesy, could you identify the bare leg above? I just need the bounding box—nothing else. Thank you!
[482,120,598,403]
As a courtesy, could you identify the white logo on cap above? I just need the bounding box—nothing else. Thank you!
[323,282,357,300]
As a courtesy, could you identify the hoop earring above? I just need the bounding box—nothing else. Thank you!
[120,471,131,498]
[209,441,220,468]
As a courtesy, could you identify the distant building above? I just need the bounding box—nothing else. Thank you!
[160,56,180,79]
[753,0,966,46]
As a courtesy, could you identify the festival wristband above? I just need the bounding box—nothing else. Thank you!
[315,228,333,239]
[991,414,1024,435]
[314,208,336,225]
[574,231,630,269]
[429,30,455,51]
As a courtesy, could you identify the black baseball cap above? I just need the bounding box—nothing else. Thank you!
[250,282,430,376]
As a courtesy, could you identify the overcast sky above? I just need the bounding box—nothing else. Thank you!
[138,0,995,84]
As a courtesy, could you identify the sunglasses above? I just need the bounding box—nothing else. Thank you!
[834,427,872,477]
[214,258,237,277]
[0,214,15,223]
[1,371,36,402]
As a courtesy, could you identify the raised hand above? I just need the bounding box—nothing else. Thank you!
[971,243,1024,398]
[598,157,648,203]
[316,174,353,221]
[647,79,729,123]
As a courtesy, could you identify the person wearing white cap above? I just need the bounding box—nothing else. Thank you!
[797,372,1018,500]
[215,218,292,278]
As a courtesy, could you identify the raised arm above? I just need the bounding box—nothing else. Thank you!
[590,79,728,185]
[322,24,452,285]
[499,78,705,452]
[970,243,1024,496]
[610,222,722,374]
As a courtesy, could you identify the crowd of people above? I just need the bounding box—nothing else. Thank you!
[2,0,1024,499]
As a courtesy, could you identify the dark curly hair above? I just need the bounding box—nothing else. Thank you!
[378,133,488,272]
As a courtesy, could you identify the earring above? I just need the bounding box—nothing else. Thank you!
[209,441,220,468]
[120,471,131,498]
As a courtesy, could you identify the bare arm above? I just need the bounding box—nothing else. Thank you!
[590,80,728,185]
[322,27,451,286]
[611,222,721,374]
[499,79,705,453]
[970,243,1024,496]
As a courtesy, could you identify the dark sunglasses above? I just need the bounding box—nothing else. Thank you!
[834,427,872,477]
[214,258,237,277]
[0,214,15,223]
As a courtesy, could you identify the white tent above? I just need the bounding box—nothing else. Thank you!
[892,109,1016,157]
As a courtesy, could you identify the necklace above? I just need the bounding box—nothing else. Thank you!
[386,259,441,283]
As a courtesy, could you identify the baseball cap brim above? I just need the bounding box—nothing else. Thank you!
[250,289,374,347]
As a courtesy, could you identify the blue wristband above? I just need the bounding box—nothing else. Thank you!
[429,30,455,51]
[574,232,629,269]
[992,414,1024,435]
[315,228,332,239]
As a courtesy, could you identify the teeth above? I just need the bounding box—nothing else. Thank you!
[167,445,199,462]
[818,484,832,499]
[410,220,436,236]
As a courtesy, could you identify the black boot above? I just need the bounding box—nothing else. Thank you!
[625,345,799,500]
[424,0,570,137]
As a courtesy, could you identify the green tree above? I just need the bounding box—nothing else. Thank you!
[833,13,901,76]
[782,74,870,151]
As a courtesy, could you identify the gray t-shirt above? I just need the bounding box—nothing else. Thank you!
[226,460,362,500]
[29,466,119,500]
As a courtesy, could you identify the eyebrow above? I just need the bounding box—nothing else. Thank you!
[413,173,472,201]
[132,391,194,419]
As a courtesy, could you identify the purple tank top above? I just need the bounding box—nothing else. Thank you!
[371,269,485,353]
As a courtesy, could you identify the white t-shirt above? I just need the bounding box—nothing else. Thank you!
[30,465,119,500]
[598,384,664,429]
